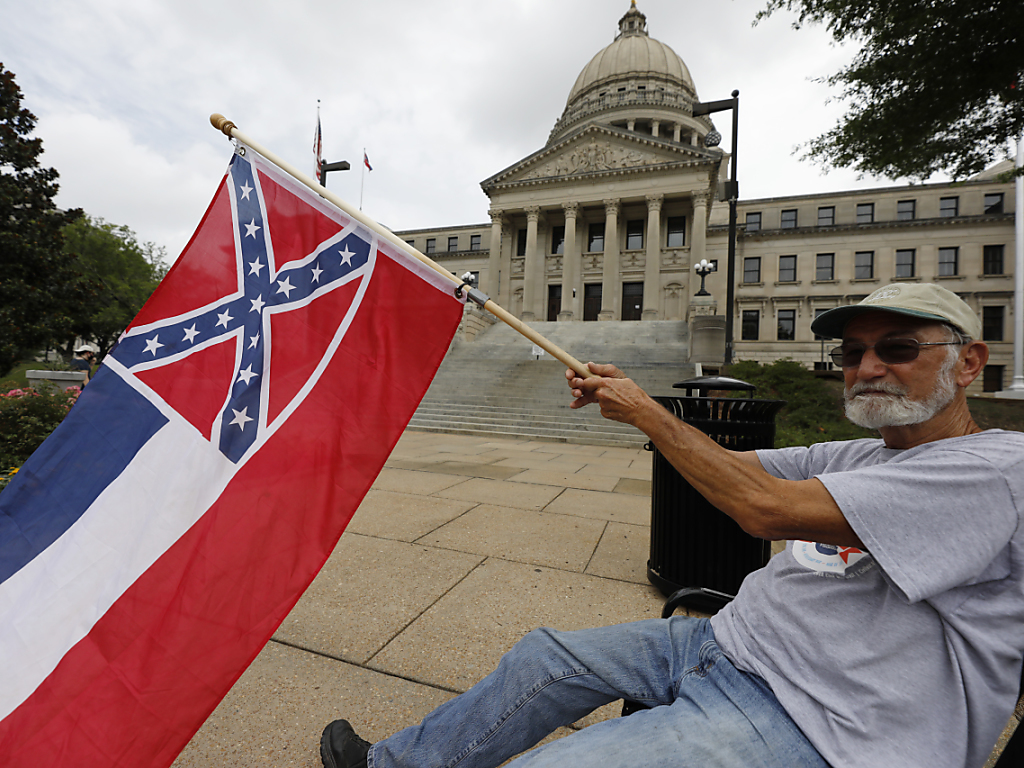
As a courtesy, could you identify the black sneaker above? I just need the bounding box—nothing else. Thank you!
[320,719,371,768]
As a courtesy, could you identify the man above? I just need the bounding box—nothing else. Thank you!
[70,345,94,386]
[321,283,1024,768]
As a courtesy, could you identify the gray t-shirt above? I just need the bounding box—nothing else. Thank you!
[710,430,1024,768]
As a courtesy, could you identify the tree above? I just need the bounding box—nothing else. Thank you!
[62,216,166,358]
[0,63,86,376]
[757,0,1024,180]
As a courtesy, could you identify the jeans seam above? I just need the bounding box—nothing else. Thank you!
[447,667,592,768]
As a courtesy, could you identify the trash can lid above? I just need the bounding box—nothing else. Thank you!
[673,375,755,396]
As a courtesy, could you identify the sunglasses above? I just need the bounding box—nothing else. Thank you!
[829,339,962,368]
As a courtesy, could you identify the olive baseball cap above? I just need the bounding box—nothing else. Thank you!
[810,283,982,340]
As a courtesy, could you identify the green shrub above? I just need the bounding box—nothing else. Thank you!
[725,359,875,448]
[0,385,80,472]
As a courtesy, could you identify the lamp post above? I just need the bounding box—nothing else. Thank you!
[319,160,351,188]
[693,90,739,364]
[694,259,713,296]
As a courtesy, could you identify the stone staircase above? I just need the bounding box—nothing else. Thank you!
[408,319,698,446]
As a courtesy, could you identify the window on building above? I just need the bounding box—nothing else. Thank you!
[817,206,835,226]
[778,255,797,282]
[983,365,1005,393]
[745,212,761,232]
[856,202,875,223]
[626,219,644,250]
[984,193,1004,214]
[939,197,959,217]
[425,238,436,254]
[470,234,481,251]
[743,257,761,283]
[983,306,1004,341]
[588,223,605,252]
[741,310,760,340]
[938,246,959,276]
[895,248,916,278]
[855,251,875,279]
[777,309,796,341]
[816,253,835,281]
[666,216,686,247]
[983,244,1005,275]
[897,200,916,220]
[516,229,527,256]
[780,209,798,229]
[551,225,565,255]
[447,236,459,252]
[405,239,415,247]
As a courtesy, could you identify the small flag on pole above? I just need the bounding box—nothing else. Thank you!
[0,141,465,767]
[313,108,323,182]
[363,150,373,171]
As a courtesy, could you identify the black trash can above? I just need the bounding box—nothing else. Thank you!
[646,375,786,612]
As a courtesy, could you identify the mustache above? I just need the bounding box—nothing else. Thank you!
[845,381,908,401]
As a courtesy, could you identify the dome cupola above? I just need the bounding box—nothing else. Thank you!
[548,2,713,146]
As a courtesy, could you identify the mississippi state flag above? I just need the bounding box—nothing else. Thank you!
[0,142,464,766]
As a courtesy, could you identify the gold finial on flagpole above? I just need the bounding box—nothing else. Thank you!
[210,114,237,137]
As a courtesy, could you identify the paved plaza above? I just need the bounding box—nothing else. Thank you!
[171,428,1019,768]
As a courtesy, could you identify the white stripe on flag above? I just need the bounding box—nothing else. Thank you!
[0,409,236,721]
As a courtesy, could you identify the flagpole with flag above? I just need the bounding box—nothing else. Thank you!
[313,101,323,183]
[0,112,597,768]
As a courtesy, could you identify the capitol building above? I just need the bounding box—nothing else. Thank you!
[395,2,1018,394]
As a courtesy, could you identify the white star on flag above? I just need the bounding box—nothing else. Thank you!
[249,259,265,277]
[239,181,253,200]
[216,309,234,328]
[183,324,200,343]
[276,276,295,298]
[250,295,266,314]
[229,407,254,431]
[311,263,323,283]
[144,336,164,356]
[244,219,261,238]
[249,333,260,350]
[339,246,355,266]
[236,364,259,386]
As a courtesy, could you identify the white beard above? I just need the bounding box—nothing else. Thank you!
[844,358,959,429]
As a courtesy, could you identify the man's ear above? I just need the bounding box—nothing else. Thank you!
[957,341,989,388]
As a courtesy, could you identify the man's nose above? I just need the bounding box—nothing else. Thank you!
[855,347,889,378]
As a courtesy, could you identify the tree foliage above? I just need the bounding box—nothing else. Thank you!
[757,0,1024,180]
[0,63,86,376]
[63,216,166,358]
[726,359,874,447]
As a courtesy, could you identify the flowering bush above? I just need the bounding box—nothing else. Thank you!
[0,385,81,481]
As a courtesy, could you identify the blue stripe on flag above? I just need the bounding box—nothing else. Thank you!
[0,368,168,585]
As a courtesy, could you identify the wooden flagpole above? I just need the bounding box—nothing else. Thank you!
[210,114,596,379]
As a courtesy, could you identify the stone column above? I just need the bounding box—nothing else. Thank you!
[498,221,513,309]
[521,206,541,321]
[690,190,709,268]
[599,199,620,321]
[673,123,682,142]
[559,202,579,321]
[651,120,660,138]
[486,209,504,298]
[643,194,663,320]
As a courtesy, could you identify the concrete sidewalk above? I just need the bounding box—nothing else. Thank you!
[173,429,673,768]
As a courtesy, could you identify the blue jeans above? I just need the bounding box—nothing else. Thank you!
[369,617,829,768]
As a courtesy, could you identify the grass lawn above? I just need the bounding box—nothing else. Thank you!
[0,361,38,390]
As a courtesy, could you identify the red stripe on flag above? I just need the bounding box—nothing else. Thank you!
[0,248,462,767]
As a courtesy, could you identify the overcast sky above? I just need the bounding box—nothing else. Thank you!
[3,0,947,264]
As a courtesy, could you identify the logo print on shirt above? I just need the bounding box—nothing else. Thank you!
[792,541,872,577]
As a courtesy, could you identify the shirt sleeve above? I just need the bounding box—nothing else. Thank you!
[819,447,1019,603]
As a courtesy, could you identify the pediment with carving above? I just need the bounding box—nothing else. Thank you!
[484,126,718,189]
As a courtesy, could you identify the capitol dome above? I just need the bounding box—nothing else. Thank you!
[548,2,711,146]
